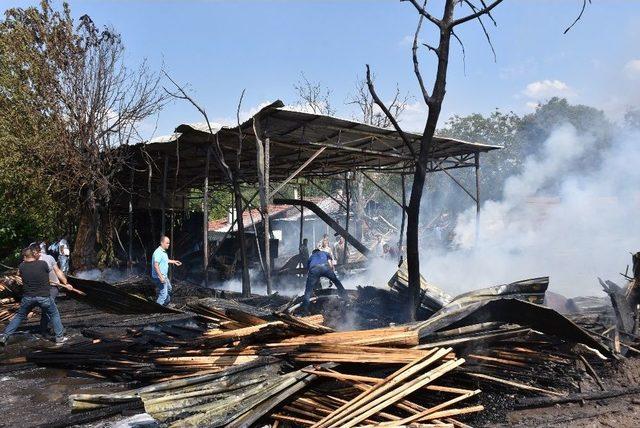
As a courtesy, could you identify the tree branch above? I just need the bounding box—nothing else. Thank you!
[462,0,497,61]
[451,0,505,27]
[365,65,416,159]
[412,3,431,104]
[451,30,467,76]
[236,88,246,158]
[402,0,442,27]
[564,0,590,34]
[162,70,234,184]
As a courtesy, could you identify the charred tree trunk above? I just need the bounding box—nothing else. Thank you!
[73,191,98,271]
[404,1,455,321]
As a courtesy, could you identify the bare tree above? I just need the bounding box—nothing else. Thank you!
[365,0,506,321]
[348,77,412,244]
[15,9,169,270]
[348,75,411,129]
[163,73,252,297]
[293,72,335,115]
[368,0,589,320]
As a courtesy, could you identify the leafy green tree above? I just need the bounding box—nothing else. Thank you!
[0,1,68,262]
[0,1,165,270]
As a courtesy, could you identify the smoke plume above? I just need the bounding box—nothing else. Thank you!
[423,124,640,297]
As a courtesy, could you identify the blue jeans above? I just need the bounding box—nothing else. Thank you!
[153,277,172,305]
[40,287,60,334]
[59,255,69,274]
[4,296,64,340]
[303,265,346,309]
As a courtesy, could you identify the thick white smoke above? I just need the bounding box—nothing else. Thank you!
[423,124,640,297]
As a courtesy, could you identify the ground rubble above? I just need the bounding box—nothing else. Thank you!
[1,268,640,427]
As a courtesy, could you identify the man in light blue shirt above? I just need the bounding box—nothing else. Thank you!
[151,236,182,305]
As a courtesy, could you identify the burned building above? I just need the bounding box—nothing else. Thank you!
[110,101,499,293]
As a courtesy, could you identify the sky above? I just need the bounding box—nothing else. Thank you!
[3,0,640,139]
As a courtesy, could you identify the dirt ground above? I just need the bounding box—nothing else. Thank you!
[497,358,640,427]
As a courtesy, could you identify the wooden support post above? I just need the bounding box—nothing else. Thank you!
[203,145,211,287]
[169,210,174,281]
[264,137,272,293]
[299,184,304,248]
[234,178,251,297]
[343,173,350,264]
[161,155,168,235]
[399,173,407,251]
[254,117,272,294]
[474,153,480,244]
[127,168,133,269]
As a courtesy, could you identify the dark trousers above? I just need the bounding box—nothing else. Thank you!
[4,296,64,340]
[303,264,346,308]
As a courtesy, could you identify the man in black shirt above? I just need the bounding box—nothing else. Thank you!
[0,246,68,346]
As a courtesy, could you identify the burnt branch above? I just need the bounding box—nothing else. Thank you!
[451,30,467,76]
[564,0,591,34]
[365,65,416,159]
[236,88,246,158]
[462,0,497,61]
[451,0,505,27]
[162,71,234,184]
[412,5,431,104]
[402,0,442,27]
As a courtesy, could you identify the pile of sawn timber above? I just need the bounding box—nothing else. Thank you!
[2,268,636,427]
[19,283,625,427]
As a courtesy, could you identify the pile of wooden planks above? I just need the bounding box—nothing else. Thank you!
[2,270,626,427]
[66,350,479,428]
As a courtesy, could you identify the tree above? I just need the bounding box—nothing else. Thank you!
[0,1,166,270]
[293,72,335,115]
[440,110,522,203]
[368,0,591,320]
[0,1,69,261]
[366,0,509,320]
[348,76,411,129]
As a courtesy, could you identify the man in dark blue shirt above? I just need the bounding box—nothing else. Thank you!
[302,249,347,312]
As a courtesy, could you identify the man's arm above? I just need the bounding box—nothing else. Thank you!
[169,259,182,266]
[154,260,165,283]
[52,264,75,290]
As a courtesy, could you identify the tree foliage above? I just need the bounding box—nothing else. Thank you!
[0,0,166,268]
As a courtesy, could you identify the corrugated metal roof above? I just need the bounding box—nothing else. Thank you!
[117,100,500,210]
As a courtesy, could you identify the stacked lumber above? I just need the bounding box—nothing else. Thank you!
[2,268,624,427]
[66,350,478,428]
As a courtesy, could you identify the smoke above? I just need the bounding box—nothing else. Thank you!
[423,124,640,297]
[214,269,306,297]
[339,257,400,290]
[214,257,400,297]
[75,267,144,283]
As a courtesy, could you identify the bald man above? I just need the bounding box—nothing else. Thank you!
[151,236,182,306]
